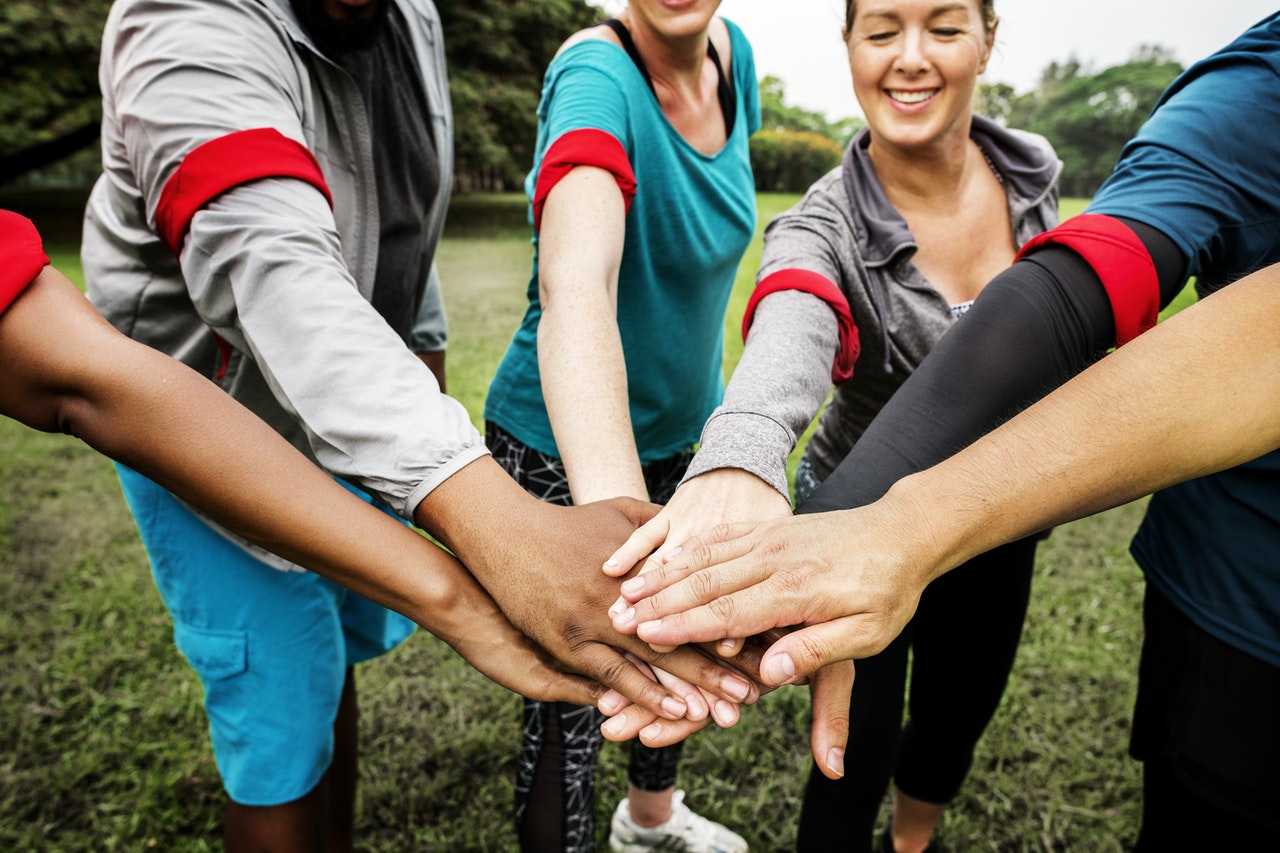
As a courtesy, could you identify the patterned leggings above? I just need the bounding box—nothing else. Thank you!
[486,422,693,853]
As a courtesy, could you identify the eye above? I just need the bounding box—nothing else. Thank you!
[867,29,897,42]
[932,27,962,37]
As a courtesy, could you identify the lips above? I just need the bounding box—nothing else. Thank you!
[887,89,939,104]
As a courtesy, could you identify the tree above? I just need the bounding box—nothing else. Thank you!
[440,0,601,191]
[0,0,111,184]
[980,48,1182,197]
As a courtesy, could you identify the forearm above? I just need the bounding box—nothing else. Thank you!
[683,290,837,498]
[537,164,645,503]
[890,262,1280,570]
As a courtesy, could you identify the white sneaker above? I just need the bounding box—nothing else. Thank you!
[608,790,748,853]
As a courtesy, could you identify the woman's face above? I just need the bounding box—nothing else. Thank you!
[846,0,995,156]
[625,0,723,42]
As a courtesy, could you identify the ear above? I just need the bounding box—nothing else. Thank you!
[980,18,999,73]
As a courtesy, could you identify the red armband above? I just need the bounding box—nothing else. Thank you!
[531,128,636,233]
[743,269,860,384]
[1014,213,1159,346]
[0,211,49,316]
[155,128,333,256]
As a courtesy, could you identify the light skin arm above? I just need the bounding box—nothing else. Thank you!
[537,165,647,505]
[611,261,1280,681]
[0,265,595,703]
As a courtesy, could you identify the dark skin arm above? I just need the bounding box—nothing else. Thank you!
[0,265,599,703]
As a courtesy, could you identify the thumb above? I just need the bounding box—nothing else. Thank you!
[760,616,868,685]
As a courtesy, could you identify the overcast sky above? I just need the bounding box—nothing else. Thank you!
[591,1,1277,120]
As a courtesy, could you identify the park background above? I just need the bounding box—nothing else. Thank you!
[0,0,1248,850]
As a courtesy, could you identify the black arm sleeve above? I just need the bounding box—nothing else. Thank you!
[798,220,1186,515]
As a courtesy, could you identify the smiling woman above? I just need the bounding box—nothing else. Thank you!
[602,0,1063,851]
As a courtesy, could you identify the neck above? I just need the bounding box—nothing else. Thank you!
[867,124,980,212]
[618,10,709,94]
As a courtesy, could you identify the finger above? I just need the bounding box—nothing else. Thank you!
[600,702,658,742]
[603,512,670,578]
[631,641,759,705]
[631,587,792,651]
[528,669,609,708]
[627,655,709,722]
[807,661,853,780]
[613,521,760,605]
[582,645,690,719]
[759,616,873,686]
[638,713,715,748]
[716,637,745,658]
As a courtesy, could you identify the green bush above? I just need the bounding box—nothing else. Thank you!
[750,129,843,194]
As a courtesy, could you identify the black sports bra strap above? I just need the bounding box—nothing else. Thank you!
[601,18,654,93]
[600,18,736,136]
[706,39,736,137]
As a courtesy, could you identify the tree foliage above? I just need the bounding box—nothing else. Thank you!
[979,47,1183,196]
[0,0,111,182]
[753,75,860,193]
[440,0,601,191]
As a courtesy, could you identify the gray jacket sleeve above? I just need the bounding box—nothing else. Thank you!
[184,181,486,519]
[682,290,838,498]
[409,261,448,354]
[108,0,485,520]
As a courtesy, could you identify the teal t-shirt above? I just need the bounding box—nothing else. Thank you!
[484,18,759,463]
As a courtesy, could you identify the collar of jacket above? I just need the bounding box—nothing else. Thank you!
[840,113,1061,269]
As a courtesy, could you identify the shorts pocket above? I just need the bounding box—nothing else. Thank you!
[173,622,249,682]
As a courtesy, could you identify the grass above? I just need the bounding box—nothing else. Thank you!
[0,193,1175,850]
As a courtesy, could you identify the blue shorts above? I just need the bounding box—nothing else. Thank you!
[115,464,416,806]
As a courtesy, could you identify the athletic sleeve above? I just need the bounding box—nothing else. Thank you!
[800,221,1186,515]
[682,289,839,499]
[0,211,48,316]
[107,0,485,519]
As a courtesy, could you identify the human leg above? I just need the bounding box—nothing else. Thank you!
[116,465,413,851]
[796,627,912,853]
[885,538,1036,852]
[1130,583,1280,849]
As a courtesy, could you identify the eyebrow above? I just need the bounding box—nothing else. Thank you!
[858,2,973,23]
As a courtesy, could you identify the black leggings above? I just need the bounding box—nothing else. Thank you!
[487,423,690,853]
[795,536,1037,851]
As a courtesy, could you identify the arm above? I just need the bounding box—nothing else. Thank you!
[616,259,1280,678]
[0,263,595,704]
[537,165,647,504]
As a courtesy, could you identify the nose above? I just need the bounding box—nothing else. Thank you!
[893,27,930,75]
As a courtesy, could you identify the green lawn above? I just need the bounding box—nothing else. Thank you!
[0,193,1168,850]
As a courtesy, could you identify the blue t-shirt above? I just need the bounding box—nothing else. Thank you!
[1088,12,1280,667]
[484,19,759,463]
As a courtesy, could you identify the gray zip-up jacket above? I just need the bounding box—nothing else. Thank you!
[82,0,486,549]
[684,116,1062,497]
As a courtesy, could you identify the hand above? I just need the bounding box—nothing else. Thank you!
[604,468,793,654]
[416,458,763,719]
[599,641,854,781]
[607,497,942,685]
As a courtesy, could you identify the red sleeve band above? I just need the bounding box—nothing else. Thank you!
[155,128,333,256]
[1013,213,1159,347]
[531,128,637,233]
[743,269,860,385]
[0,211,50,316]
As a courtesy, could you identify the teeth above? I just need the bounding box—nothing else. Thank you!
[889,89,937,104]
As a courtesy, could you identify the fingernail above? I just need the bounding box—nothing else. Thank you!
[597,691,623,715]
[662,546,682,562]
[601,717,627,739]
[718,638,739,655]
[613,608,636,628]
[636,619,662,640]
[714,699,739,727]
[721,675,750,703]
[763,652,797,685]
[620,578,644,597]
[608,598,626,618]
[827,747,846,778]
[603,557,618,568]
[685,692,708,721]
[661,696,686,718]
[639,722,663,742]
